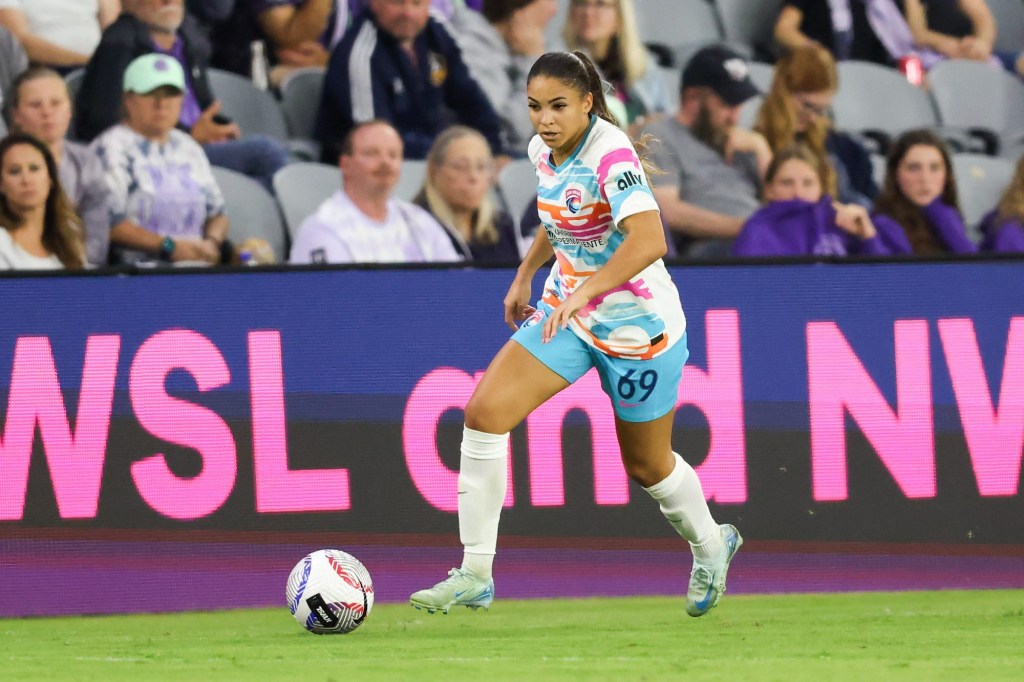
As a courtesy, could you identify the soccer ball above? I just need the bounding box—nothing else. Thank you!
[286,549,374,634]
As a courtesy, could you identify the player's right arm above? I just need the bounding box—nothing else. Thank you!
[503,227,554,330]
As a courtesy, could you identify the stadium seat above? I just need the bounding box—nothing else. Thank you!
[212,166,289,262]
[832,61,938,151]
[273,162,340,238]
[713,0,783,61]
[870,152,887,190]
[988,0,1024,53]
[952,153,1015,240]
[738,94,763,130]
[497,158,537,233]
[747,62,775,93]
[207,68,290,141]
[928,59,1024,156]
[395,159,427,203]
[279,67,325,143]
[640,0,722,66]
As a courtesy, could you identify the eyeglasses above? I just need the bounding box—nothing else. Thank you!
[443,159,494,175]
[571,0,617,10]
[794,95,831,118]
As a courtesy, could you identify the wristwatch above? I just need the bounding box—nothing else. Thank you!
[158,236,176,262]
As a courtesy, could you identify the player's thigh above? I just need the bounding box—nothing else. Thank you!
[614,410,676,487]
[467,320,593,434]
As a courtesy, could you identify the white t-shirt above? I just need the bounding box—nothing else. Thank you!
[0,228,63,270]
[290,190,462,264]
[0,0,102,58]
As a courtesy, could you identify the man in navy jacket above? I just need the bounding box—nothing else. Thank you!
[316,0,504,163]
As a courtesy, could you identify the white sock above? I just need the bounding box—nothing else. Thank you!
[458,425,509,580]
[644,452,723,561]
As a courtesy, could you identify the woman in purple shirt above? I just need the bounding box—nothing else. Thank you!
[978,154,1024,253]
[732,145,896,257]
[871,129,976,256]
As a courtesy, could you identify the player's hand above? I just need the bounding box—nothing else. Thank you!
[542,289,591,344]
[503,276,536,331]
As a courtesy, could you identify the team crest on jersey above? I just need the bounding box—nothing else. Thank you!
[429,53,448,87]
[564,186,583,214]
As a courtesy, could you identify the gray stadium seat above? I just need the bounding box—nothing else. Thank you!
[640,0,722,61]
[279,67,325,142]
[928,59,1024,156]
[207,68,289,141]
[272,162,340,238]
[747,62,775,94]
[739,94,763,130]
[395,159,427,203]
[988,0,1024,53]
[497,158,537,231]
[870,153,887,190]
[212,166,288,262]
[833,61,937,147]
[713,0,783,60]
[952,153,1015,240]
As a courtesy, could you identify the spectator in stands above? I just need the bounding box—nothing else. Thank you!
[76,0,288,192]
[0,24,27,102]
[0,0,120,71]
[732,145,898,257]
[903,0,1023,75]
[211,0,346,87]
[9,67,111,266]
[0,133,85,270]
[316,0,504,163]
[186,0,236,37]
[453,0,560,156]
[91,54,229,265]
[562,0,670,128]
[754,45,877,207]
[774,0,891,65]
[978,154,1024,252]
[415,125,519,262]
[637,45,770,258]
[871,128,976,255]
[290,120,461,263]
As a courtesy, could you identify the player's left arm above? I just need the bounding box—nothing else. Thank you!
[542,210,665,342]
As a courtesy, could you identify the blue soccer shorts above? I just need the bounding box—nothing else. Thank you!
[511,311,689,423]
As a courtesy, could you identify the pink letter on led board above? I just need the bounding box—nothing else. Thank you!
[249,330,350,513]
[403,367,514,513]
[526,371,626,506]
[0,335,119,520]
[129,330,237,520]
[679,310,747,504]
[808,320,935,501]
[938,317,1023,496]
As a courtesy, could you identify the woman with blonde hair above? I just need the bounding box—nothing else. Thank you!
[562,0,670,126]
[416,126,520,263]
[754,45,876,207]
[978,155,1024,252]
[0,133,85,270]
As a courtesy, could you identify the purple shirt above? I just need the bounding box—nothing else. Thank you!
[870,199,978,255]
[731,197,893,257]
[979,210,1024,253]
[154,38,202,129]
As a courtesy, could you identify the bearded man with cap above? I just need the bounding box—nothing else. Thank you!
[89,54,230,266]
[637,44,771,258]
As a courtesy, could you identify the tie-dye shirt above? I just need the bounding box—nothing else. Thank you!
[528,116,685,360]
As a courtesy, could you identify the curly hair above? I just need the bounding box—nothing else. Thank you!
[0,133,85,269]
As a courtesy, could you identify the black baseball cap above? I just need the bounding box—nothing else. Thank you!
[681,45,760,106]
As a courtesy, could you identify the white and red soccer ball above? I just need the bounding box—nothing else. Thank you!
[286,549,374,634]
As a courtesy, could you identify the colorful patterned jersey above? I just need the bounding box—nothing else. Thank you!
[528,116,686,360]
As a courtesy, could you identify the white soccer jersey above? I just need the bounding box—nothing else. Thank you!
[528,116,686,359]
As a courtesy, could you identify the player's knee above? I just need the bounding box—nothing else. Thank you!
[463,395,503,433]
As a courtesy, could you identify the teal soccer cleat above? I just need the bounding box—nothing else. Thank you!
[685,524,743,617]
[409,567,495,615]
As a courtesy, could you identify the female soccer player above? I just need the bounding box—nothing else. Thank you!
[409,50,741,618]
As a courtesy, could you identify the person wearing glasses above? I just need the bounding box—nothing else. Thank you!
[414,126,520,263]
[754,45,877,208]
[562,0,671,128]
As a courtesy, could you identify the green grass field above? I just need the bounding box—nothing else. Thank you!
[3,590,1022,681]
